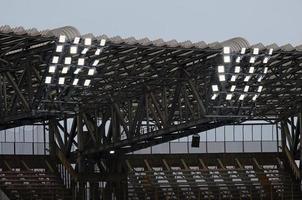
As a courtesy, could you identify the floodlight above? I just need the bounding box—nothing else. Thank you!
[230,85,236,92]
[52,56,59,64]
[268,48,273,55]
[223,47,230,54]
[226,93,233,100]
[234,66,240,73]
[64,57,72,65]
[95,48,102,55]
[81,48,89,54]
[109,150,115,154]
[239,94,245,100]
[100,39,106,46]
[224,55,231,63]
[73,37,80,44]
[58,77,65,85]
[244,75,251,82]
[74,68,82,74]
[92,60,99,66]
[236,56,241,63]
[219,75,225,81]
[72,78,79,86]
[78,58,85,66]
[240,48,246,54]
[48,65,56,73]
[257,76,263,82]
[249,57,256,63]
[244,85,249,92]
[62,66,69,74]
[211,94,218,100]
[45,76,52,84]
[257,86,263,93]
[252,94,258,101]
[263,57,269,64]
[249,67,255,73]
[218,65,224,73]
[56,45,63,53]
[253,48,259,55]
[59,35,66,43]
[70,46,78,54]
[212,85,219,92]
[230,75,236,82]
[88,68,95,76]
[84,38,92,46]
[84,79,91,86]
[263,67,268,74]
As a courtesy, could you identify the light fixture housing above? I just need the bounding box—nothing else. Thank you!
[92,60,99,66]
[234,66,240,73]
[268,48,273,55]
[84,38,92,46]
[249,57,256,63]
[252,94,258,101]
[244,75,251,82]
[224,55,231,63]
[253,48,259,55]
[264,67,268,74]
[59,35,66,43]
[52,56,59,64]
[239,94,245,100]
[45,76,52,84]
[226,93,233,100]
[219,75,226,82]
[244,85,249,92]
[236,56,241,63]
[72,78,79,86]
[95,48,102,55]
[74,68,82,74]
[218,65,224,73]
[257,86,263,92]
[263,57,269,64]
[240,48,246,54]
[70,46,78,54]
[88,68,95,76]
[48,65,56,73]
[211,94,218,100]
[230,75,236,82]
[212,85,219,92]
[223,47,230,54]
[64,57,72,65]
[61,66,69,74]
[230,85,236,92]
[249,67,255,73]
[73,37,80,44]
[81,48,89,54]
[56,45,63,53]
[84,79,91,86]
[100,39,106,46]
[58,77,65,85]
[77,58,85,66]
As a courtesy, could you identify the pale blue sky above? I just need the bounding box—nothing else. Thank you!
[1,0,301,46]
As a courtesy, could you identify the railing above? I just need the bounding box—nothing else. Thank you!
[0,142,49,155]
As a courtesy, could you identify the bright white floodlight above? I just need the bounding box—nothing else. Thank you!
[268,48,273,55]
[74,68,82,74]
[253,48,259,55]
[257,86,263,93]
[219,75,225,82]
[244,75,251,82]
[100,39,106,46]
[73,37,80,44]
[92,60,99,66]
[244,85,249,92]
[263,67,268,74]
[240,48,246,54]
[52,56,59,64]
[236,56,241,63]
[109,150,115,154]
[257,76,263,82]
[239,94,245,100]
[230,85,236,92]
[88,68,95,76]
[234,66,240,73]
[48,65,56,73]
[230,75,236,82]
[249,57,256,63]
[72,78,79,86]
[252,94,258,101]
[212,85,219,92]
[81,48,89,54]
[56,45,63,53]
[62,66,69,74]
[78,58,85,66]
[95,48,102,55]
[226,94,233,100]
[84,38,92,46]
[211,94,218,100]
[224,55,231,63]
[64,57,72,65]
[223,47,230,54]
[70,46,78,54]
[218,65,224,73]
[45,76,52,84]
[59,35,66,43]
[249,67,255,73]
[58,77,65,85]
[263,57,269,64]
[84,79,91,86]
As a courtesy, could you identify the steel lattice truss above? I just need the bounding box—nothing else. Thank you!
[0,27,302,156]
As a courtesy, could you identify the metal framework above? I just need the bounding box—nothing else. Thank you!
[0,25,302,199]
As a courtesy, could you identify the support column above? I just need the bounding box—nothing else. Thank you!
[299,110,302,191]
[77,113,85,200]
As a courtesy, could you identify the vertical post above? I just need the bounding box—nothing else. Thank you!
[77,113,85,200]
[48,120,55,157]
[299,110,302,191]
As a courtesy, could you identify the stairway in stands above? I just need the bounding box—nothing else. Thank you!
[0,155,72,200]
